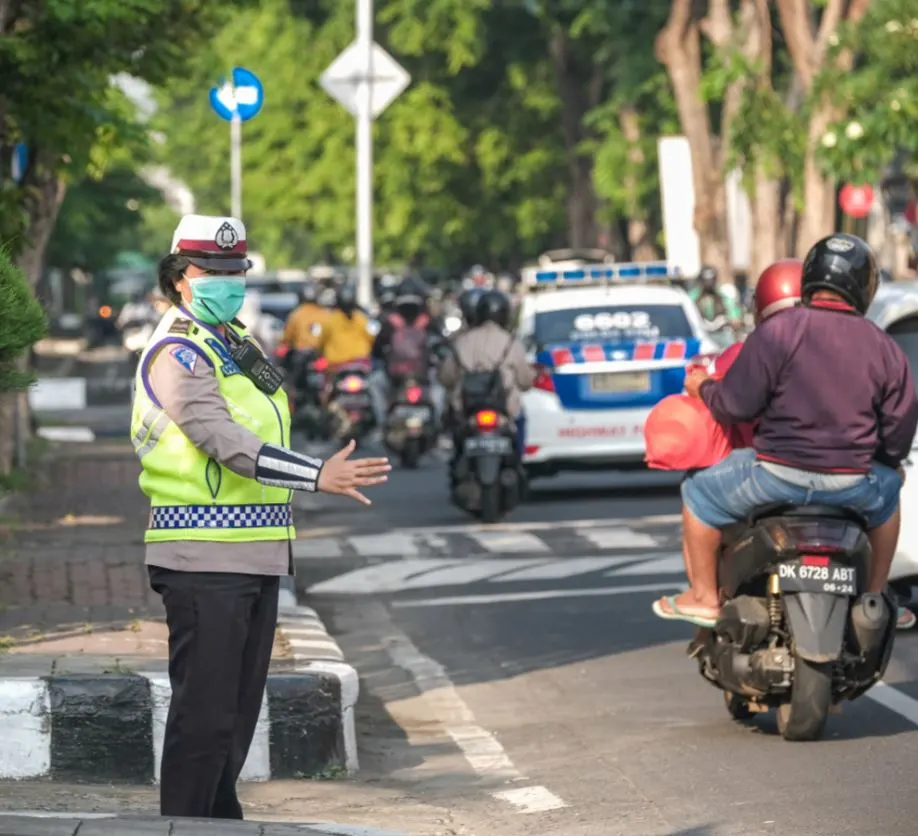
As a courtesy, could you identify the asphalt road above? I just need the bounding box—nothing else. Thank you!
[20,349,918,834]
[294,445,918,836]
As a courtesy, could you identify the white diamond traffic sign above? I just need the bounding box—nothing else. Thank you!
[320,41,410,119]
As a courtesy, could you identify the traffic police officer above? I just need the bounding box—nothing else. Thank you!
[132,214,390,819]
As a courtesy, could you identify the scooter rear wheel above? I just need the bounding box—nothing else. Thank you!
[776,655,832,741]
[480,484,502,524]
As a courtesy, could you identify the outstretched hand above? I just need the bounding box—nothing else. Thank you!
[317,439,391,505]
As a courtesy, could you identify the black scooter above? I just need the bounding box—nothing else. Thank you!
[689,503,895,741]
[384,378,437,468]
[451,408,522,523]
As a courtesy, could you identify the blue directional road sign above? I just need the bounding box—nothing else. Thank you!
[209,67,264,122]
[11,143,28,184]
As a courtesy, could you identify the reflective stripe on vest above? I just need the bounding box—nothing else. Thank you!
[150,503,293,530]
[132,405,171,459]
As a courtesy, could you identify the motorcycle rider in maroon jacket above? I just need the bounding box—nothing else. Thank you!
[654,234,918,628]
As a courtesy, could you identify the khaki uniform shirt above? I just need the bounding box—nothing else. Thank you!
[144,345,290,575]
[437,321,535,418]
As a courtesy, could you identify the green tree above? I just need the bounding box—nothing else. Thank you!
[153,0,568,269]
[0,0,253,278]
[0,247,47,478]
[816,0,918,184]
[0,248,46,394]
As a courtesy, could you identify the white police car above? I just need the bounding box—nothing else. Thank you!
[517,249,718,478]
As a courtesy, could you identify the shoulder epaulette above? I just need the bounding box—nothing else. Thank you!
[169,318,193,335]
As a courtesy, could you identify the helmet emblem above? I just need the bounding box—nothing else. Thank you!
[215,221,239,250]
[826,237,854,253]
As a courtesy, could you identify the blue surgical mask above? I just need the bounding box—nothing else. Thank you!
[185,275,246,324]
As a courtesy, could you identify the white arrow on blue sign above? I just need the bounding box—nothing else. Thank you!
[209,67,264,122]
[11,144,28,184]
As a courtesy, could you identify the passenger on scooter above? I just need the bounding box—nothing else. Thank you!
[654,235,918,628]
[371,278,439,423]
[317,284,375,407]
[282,283,329,392]
[438,290,534,461]
[283,283,328,353]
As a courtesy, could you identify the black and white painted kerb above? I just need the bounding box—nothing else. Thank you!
[0,608,359,782]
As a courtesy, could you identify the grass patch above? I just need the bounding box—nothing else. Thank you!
[0,636,17,652]
[0,436,51,494]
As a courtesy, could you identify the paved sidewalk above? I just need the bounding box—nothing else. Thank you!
[0,442,290,672]
[0,442,359,782]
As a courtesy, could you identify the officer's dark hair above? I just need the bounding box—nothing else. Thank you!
[158,254,190,306]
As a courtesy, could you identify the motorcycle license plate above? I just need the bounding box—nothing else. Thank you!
[464,435,512,456]
[776,560,856,595]
[393,405,431,420]
[336,394,370,408]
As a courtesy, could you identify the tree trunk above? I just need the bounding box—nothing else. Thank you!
[750,172,782,282]
[619,106,660,261]
[548,29,603,249]
[656,0,731,282]
[17,173,67,288]
[775,0,872,254]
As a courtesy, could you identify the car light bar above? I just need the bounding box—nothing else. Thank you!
[521,261,677,289]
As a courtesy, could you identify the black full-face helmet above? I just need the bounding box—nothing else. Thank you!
[801,233,879,314]
[475,289,511,329]
[458,287,485,328]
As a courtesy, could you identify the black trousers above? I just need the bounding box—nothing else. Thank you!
[148,567,279,819]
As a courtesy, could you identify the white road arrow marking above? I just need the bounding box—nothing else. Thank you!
[307,553,685,595]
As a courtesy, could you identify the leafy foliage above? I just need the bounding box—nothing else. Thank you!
[0,0,253,254]
[0,248,47,393]
[816,0,918,182]
[153,0,567,268]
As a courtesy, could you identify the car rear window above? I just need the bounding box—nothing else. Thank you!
[533,304,693,345]
[886,316,918,391]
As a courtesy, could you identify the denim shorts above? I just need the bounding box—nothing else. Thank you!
[681,448,902,530]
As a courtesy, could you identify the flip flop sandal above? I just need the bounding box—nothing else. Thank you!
[652,595,718,628]
[896,607,917,631]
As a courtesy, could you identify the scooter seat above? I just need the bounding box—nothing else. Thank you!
[747,502,867,528]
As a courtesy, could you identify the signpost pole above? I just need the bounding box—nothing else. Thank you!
[356,0,374,309]
[230,111,243,219]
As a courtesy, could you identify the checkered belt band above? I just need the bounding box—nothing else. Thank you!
[150,504,293,530]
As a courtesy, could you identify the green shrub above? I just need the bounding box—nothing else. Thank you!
[0,248,47,393]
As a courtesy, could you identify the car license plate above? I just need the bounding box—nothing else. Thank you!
[590,371,651,394]
[777,560,856,595]
[464,435,512,456]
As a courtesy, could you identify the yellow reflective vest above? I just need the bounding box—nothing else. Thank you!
[130,306,294,544]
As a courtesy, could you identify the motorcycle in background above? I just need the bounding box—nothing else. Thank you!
[451,406,522,523]
[688,503,895,741]
[276,344,328,440]
[325,360,375,445]
[384,378,437,468]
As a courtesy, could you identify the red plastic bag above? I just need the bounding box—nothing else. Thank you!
[644,394,736,470]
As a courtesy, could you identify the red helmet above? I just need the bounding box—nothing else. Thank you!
[754,259,803,321]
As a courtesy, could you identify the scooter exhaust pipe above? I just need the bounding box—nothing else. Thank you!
[850,592,891,664]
